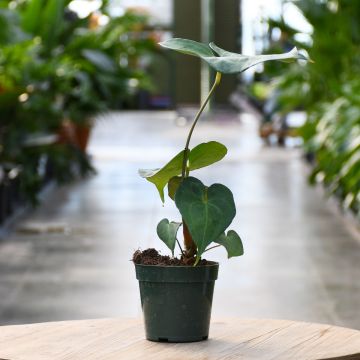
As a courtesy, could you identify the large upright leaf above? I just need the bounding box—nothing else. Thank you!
[160,38,308,74]
[139,141,226,202]
[175,177,236,260]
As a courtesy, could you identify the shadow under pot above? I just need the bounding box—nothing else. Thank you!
[135,262,219,343]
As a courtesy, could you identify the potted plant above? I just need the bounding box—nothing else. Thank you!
[133,38,309,343]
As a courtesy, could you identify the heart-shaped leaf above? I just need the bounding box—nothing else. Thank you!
[175,177,236,258]
[215,230,244,258]
[160,38,309,74]
[156,219,181,256]
[139,141,227,202]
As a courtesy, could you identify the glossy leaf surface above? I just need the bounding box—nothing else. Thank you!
[175,177,236,258]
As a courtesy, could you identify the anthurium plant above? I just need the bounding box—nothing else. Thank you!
[139,38,308,265]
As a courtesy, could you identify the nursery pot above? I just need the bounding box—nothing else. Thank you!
[135,263,219,343]
[74,123,92,153]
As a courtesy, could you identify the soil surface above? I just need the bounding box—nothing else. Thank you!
[132,248,213,266]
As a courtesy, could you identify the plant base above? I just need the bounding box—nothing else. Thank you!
[135,263,219,343]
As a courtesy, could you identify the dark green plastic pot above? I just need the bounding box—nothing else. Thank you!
[135,262,219,343]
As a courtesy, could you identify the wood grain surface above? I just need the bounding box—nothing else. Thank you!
[0,318,359,360]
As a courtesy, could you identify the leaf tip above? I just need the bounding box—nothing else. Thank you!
[308,57,315,64]
[292,47,313,63]
[194,256,201,266]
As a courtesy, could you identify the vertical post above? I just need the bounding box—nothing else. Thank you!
[214,0,241,104]
[200,0,214,111]
[173,0,201,105]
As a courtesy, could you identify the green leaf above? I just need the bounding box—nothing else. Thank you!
[215,230,244,258]
[139,141,227,202]
[156,219,181,256]
[139,150,187,202]
[40,0,68,51]
[22,0,46,34]
[168,176,182,200]
[82,49,116,72]
[189,141,227,171]
[175,177,236,258]
[206,43,308,74]
[160,38,309,74]
[208,42,237,57]
[159,38,214,58]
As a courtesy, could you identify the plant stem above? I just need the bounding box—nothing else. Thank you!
[203,244,221,253]
[183,222,197,257]
[180,72,222,262]
[176,238,185,257]
[181,72,222,179]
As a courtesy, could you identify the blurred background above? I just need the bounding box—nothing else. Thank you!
[0,0,359,329]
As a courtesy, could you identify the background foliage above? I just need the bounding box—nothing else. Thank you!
[0,0,156,207]
[261,0,360,218]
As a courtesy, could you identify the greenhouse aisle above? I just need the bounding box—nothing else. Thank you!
[0,111,359,329]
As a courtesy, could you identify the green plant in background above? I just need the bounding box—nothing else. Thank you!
[0,3,28,44]
[139,38,308,265]
[0,38,93,203]
[0,0,156,205]
[56,10,155,124]
[17,0,155,123]
[260,0,360,217]
[21,0,73,53]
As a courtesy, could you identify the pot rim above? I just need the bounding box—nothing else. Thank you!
[134,261,219,269]
[135,262,219,282]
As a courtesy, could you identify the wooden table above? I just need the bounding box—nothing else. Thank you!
[0,318,359,360]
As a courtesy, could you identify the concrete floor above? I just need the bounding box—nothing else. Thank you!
[0,111,359,329]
